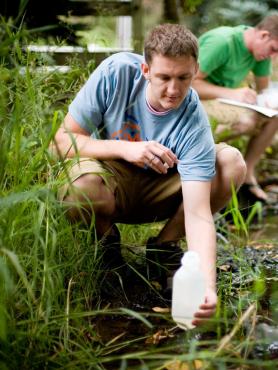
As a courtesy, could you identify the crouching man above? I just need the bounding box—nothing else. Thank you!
[51,24,246,326]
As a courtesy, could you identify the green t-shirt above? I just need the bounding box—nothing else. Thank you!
[198,25,271,88]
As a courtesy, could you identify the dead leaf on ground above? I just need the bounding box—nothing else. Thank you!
[249,242,276,249]
[145,329,174,344]
[219,264,232,271]
[152,306,171,313]
[151,280,162,290]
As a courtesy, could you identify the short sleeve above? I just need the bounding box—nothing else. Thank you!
[69,65,110,134]
[177,102,216,181]
[252,59,272,77]
[198,33,229,75]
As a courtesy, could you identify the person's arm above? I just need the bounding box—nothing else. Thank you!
[192,70,257,104]
[181,180,217,325]
[254,75,270,92]
[51,112,178,174]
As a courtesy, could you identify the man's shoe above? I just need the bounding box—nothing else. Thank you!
[145,237,183,289]
[99,224,125,270]
[238,183,267,206]
[98,225,129,300]
[236,183,267,221]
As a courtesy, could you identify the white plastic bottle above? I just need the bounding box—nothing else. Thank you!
[171,251,206,330]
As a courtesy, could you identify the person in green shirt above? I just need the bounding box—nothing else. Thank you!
[193,14,278,205]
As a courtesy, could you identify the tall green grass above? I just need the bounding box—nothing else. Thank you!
[0,19,107,368]
[0,18,277,370]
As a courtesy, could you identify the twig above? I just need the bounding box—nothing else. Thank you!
[242,302,258,359]
[215,303,257,355]
[202,303,257,369]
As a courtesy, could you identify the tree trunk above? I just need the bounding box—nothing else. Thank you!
[163,0,180,22]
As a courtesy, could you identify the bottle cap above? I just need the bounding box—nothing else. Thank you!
[181,251,200,267]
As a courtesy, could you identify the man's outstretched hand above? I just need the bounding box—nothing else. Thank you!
[192,288,217,327]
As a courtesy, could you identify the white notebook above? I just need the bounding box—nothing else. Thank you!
[217,84,278,117]
[217,98,278,118]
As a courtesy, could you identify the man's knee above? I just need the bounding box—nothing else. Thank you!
[65,173,116,216]
[216,145,247,189]
[66,173,102,198]
[211,145,246,211]
[233,116,257,135]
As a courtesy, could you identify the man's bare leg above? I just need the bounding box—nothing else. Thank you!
[64,173,116,236]
[210,145,246,213]
[63,172,127,270]
[244,116,278,200]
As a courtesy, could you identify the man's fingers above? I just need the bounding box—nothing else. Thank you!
[194,308,216,318]
[149,151,178,173]
[143,141,178,174]
[145,158,167,175]
[148,154,157,165]
[192,318,208,327]
[149,141,178,166]
[200,302,217,310]
[151,155,169,173]
[159,148,178,166]
[146,153,171,174]
[191,307,216,326]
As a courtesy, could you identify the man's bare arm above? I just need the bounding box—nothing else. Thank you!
[182,180,216,290]
[255,75,270,92]
[50,113,178,174]
[182,180,217,324]
[51,112,128,160]
[192,70,257,104]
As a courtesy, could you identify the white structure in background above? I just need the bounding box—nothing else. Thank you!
[116,15,132,49]
[27,16,133,56]
[25,1,142,72]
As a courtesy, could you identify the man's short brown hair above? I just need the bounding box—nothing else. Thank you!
[256,14,278,38]
[144,23,198,64]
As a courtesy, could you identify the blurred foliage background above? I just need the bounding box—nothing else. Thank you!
[1,0,278,45]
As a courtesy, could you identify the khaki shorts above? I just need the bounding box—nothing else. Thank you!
[57,158,182,224]
[201,100,266,142]
[57,144,230,224]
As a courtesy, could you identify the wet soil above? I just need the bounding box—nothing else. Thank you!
[95,206,277,368]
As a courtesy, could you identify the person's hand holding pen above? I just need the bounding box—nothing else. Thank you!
[230,86,257,104]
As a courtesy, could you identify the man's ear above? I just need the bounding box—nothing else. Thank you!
[141,62,150,80]
[260,30,270,40]
[195,62,199,75]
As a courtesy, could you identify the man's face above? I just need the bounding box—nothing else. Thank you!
[252,30,278,61]
[141,54,198,112]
